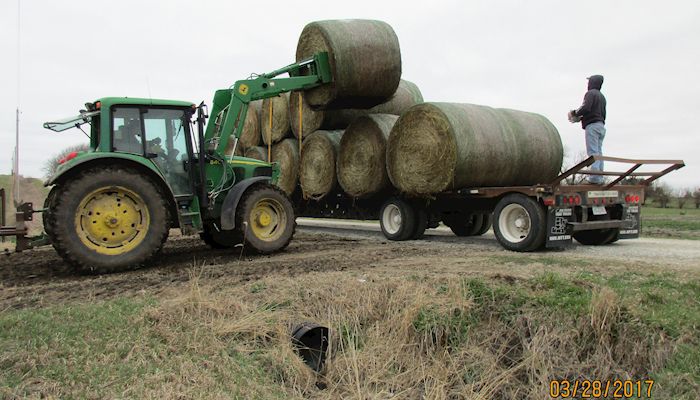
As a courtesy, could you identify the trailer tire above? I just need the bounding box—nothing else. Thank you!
[235,184,295,254]
[573,212,619,246]
[445,213,483,237]
[493,194,546,252]
[411,205,428,240]
[50,167,169,274]
[474,213,493,236]
[380,197,417,241]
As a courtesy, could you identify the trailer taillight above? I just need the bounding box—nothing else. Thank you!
[625,195,641,203]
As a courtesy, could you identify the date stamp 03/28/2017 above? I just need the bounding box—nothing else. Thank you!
[549,379,654,398]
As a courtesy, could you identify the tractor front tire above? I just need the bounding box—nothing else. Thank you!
[49,167,169,274]
[235,184,295,254]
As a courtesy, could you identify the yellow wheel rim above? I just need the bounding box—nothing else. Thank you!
[249,198,287,242]
[74,186,150,255]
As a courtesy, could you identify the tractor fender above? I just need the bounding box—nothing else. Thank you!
[220,177,271,230]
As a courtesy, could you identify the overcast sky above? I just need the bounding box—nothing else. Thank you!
[1,0,698,189]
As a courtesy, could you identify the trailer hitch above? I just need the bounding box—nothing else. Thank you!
[0,194,49,252]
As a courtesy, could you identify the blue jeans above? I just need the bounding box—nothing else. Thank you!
[585,122,606,183]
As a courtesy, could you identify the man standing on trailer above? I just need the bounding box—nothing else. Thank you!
[568,75,607,184]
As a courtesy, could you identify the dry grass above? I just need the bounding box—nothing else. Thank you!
[144,268,680,399]
[2,264,698,399]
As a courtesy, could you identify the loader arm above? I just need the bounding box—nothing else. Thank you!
[204,52,332,156]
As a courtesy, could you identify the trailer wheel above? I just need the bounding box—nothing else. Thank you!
[493,194,546,252]
[411,206,428,240]
[380,197,417,241]
[573,213,620,246]
[445,213,483,237]
[236,184,295,254]
[474,213,493,236]
[50,167,169,274]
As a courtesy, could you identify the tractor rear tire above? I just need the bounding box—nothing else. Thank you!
[49,167,169,274]
[235,184,295,254]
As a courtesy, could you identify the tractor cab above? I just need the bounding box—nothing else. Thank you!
[44,98,198,199]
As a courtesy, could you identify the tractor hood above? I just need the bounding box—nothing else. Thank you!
[43,110,99,132]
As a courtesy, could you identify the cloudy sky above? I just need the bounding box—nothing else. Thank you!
[1,0,698,189]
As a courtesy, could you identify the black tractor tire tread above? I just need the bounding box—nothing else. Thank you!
[50,167,169,274]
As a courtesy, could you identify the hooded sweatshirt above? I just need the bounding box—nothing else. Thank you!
[573,75,606,128]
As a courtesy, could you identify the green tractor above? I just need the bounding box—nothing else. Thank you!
[39,53,332,273]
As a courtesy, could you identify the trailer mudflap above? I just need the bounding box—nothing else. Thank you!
[619,204,641,239]
[546,207,574,248]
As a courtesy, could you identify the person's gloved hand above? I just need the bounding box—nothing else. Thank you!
[567,110,581,123]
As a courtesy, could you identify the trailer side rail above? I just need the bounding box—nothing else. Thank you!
[550,155,685,189]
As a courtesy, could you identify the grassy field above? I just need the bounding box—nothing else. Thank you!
[2,266,699,399]
[642,206,700,240]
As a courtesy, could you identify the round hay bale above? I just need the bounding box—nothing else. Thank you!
[225,138,246,158]
[299,130,343,200]
[290,80,422,138]
[233,143,244,157]
[289,90,324,138]
[337,114,398,198]
[386,103,563,195]
[296,19,401,109]
[244,146,268,162]
[238,100,262,149]
[324,80,423,128]
[261,93,290,145]
[271,138,300,195]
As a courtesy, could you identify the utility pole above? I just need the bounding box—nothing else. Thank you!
[13,0,20,207]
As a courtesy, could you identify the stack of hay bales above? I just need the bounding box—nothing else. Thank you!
[229,18,563,201]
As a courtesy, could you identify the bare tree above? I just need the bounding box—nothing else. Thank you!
[677,189,688,209]
[649,182,671,208]
[694,188,700,209]
[42,143,90,179]
[561,151,589,185]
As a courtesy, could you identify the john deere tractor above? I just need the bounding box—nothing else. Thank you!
[40,53,332,273]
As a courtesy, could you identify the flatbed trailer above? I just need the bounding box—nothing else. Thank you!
[295,156,685,252]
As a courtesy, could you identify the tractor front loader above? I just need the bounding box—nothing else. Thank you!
[6,52,333,273]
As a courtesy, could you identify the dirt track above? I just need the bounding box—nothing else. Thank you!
[2,220,699,310]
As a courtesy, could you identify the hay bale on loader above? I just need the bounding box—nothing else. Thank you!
[271,138,300,195]
[244,146,268,162]
[296,19,401,109]
[387,103,563,196]
[337,114,398,198]
[289,80,423,137]
[238,100,262,149]
[299,130,343,200]
[261,93,291,145]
